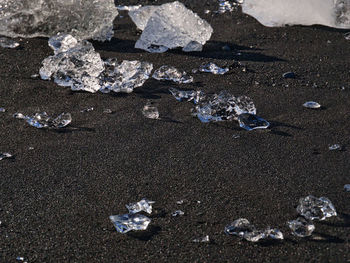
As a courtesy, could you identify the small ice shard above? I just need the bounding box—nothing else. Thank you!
[99,59,153,94]
[28,147,34,150]
[80,107,94,113]
[25,112,72,129]
[169,88,197,102]
[172,210,185,217]
[0,37,19,48]
[345,32,350,40]
[129,6,159,31]
[296,195,337,221]
[329,144,342,151]
[40,35,105,93]
[135,1,213,53]
[126,199,155,214]
[282,72,296,79]
[199,62,229,75]
[264,228,284,240]
[287,217,315,237]
[116,5,142,11]
[344,184,350,191]
[242,0,350,29]
[142,103,160,120]
[0,152,13,160]
[224,218,266,242]
[103,109,113,114]
[303,101,321,109]
[30,74,40,79]
[182,41,203,52]
[109,214,151,233]
[0,107,5,112]
[237,113,270,131]
[192,235,210,243]
[153,66,193,84]
[0,0,118,41]
[217,0,235,14]
[13,113,26,119]
[16,257,25,262]
[176,200,184,204]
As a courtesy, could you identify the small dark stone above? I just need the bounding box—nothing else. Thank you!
[282,72,296,79]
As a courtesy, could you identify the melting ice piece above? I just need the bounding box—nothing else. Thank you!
[287,217,315,237]
[135,1,213,53]
[264,228,284,240]
[296,195,337,221]
[142,103,160,120]
[345,32,350,40]
[172,210,185,217]
[103,109,113,114]
[129,6,159,30]
[217,0,237,14]
[192,235,210,243]
[0,0,118,41]
[329,144,342,151]
[16,257,25,262]
[242,0,350,29]
[0,37,19,48]
[126,199,155,214]
[40,35,105,93]
[80,107,94,113]
[344,184,350,191]
[0,152,13,160]
[109,214,151,233]
[13,113,26,119]
[116,5,142,11]
[303,101,321,109]
[25,112,72,129]
[182,41,203,52]
[99,59,153,94]
[238,113,270,131]
[224,218,266,242]
[199,62,229,75]
[169,88,197,102]
[153,66,193,84]
[0,107,5,112]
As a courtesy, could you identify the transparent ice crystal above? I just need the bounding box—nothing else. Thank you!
[142,102,160,120]
[303,101,321,109]
[0,0,118,41]
[24,112,72,129]
[126,199,155,214]
[238,113,270,131]
[0,152,12,160]
[172,210,185,217]
[135,1,213,53]
[153,66,193,84]
[169,88,204,103]
[0,107,5,112]
[296,195,337,221]
[199,62,229,75]
[192,235,210,243]
[109,214,151,233]
[344,184,350,191]
[329,144,342,151]
[182,41,203,52]
[116,5,142,12]
[287,217,315,237]
[242,0,350,29]
[129,6,159,31]
[0,37,19,48]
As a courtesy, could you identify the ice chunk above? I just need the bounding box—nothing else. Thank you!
[265,228,284,240]
[192,235,210,243]
[142,102,160,120]
[169,88,198,102]
[13,113,26,119]
[172,210,185,217]
[116,5,142,12]
[135,1,213,53]
[329,144,342,150]
[80,107,94,113]
[0,37,19,48]
[109,214,151,233]
[126,199,155,214]
[153,66,193,84]
[287,217,315,237]
[0,0,118,41]
[16,257,25,262]
[40,35,105,93]
[0,152,13,160]
[224,218,265,242]
[99,59,153,94]
[199,62,229,75]
[217,0,236,14]
[23,112,71,129]
[345,32,350,40]
[182,41,203,52]
[303,101,321,109]
[242,0,350,29]
[0,107,5,112]
[237,113,270,131]
[129,6,159,31]
[296,195,337,221]
[344,184,350,191]
[103,109,113,114]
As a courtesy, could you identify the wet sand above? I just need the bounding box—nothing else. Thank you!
[1,1,350,262]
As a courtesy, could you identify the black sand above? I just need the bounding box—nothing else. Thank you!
[1,1,350,262]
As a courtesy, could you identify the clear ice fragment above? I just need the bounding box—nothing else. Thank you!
[142,103,160,120]
[303,101,321,109]
[103,109,113,114]
[172,210,185,217]
[182,41,203,52]
[329,144,342,151]
[192,235,210,243]
[16,257,25,262]
[0,107,5,112]
[0,37,19,48]
[0,0,119,41]
[153,66,193,84]
[135,1,213,53]
[217,0,235,14]
[80,107,94,113]
[345,32,350,40]
[129,6,159,31]
[126,199,155,214]
[13,113,25,119]
[344,184,350,191]
[116,5,142,11]
[176,200,184,204]
[238,113,270,131]
[169,88,197,102]
[199,62,229,75]
[264,228,284,240]
[109,214,151,233]
[30,74,39,79]
[296,195,337,221]
[242,0,350,29]
[287,217,315,237]
[0,152,12,160]
[25,112,71,129]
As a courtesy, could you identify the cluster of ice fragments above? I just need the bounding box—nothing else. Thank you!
[40,34,153,93]
[109,199,154,233]
[242,0,350,29]
[129,1,213,53]
[14,112,72,129]
[0,0,118,41]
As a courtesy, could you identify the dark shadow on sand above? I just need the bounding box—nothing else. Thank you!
[127,225,161,241]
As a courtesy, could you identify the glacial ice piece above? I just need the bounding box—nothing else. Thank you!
[0,107,5,112]
[126,199,155,214]
[109,214,151,233]
[0,37,19,48]
[217,0,242,14]
[344,184,350,191]
[303,101,321,109]
[192,235,210,243]
[13,113,26,119]
[264,228,284,240]
[129,6,159,30]
[135,1,213,53]
[329,144,342,150]
[182,41,203,52]
[0,152,13,160]
[99,59,153,94]
[0,0,119,41]
[153,66,193,84]
[40,35,105,93]
[116,5,142,11]
[242,0,350,29]
[16,257,25,262]
[172,210,185,217]
[169,88,197,102]
[199,62,229,75]
[345,32,350,40]
[296,195,337,221]
[80,107,94,113]
[237,113,270,131]
[25,112,72,129]
[287,217,315,237]
[142,103,160,119]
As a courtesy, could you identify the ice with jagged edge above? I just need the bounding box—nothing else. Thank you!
[0,0,118,41]
[0,37,19,48]
[109,214,151,233]
[14,112,72,129]
[199,62,229,75]
[242,0,350,29]
[134,1,213,53]
[153,66,193,84]
[126,199,155,214]
[129,6,159,30]
[296,195,337,221]
[287,217,315,237]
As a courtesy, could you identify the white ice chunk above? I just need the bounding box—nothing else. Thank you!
[129,6,159,30]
